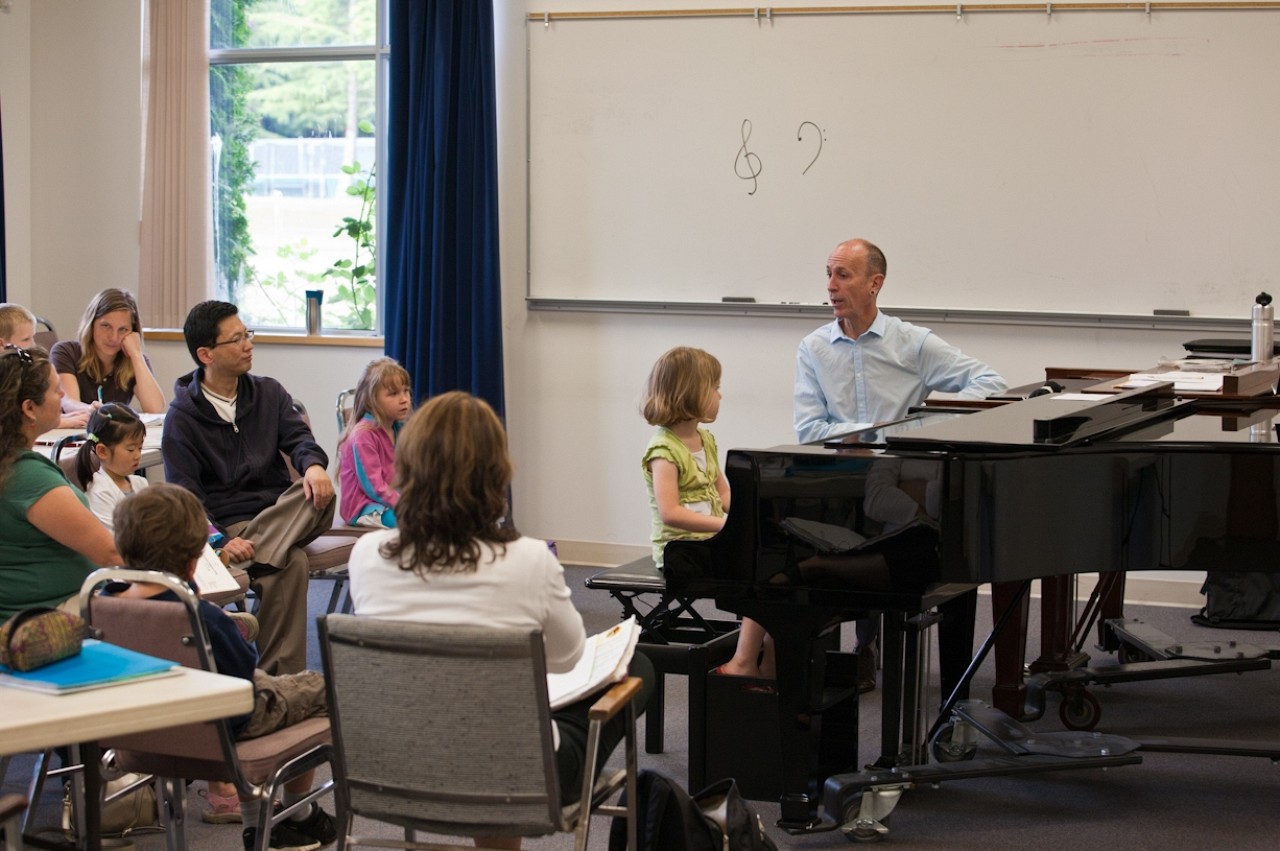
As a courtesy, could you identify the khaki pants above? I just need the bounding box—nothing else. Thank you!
[239,669,328,740]
[227,480,335,675]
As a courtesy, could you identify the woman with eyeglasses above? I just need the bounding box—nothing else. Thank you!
[51,288,165,415]
[0,345,122,621]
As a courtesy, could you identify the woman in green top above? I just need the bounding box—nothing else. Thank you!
[0,345,122,620]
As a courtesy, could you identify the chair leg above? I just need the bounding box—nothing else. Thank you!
[326,577,345,615]
[1,793,29,851]
[160,777,188,851]
[21,752,52,835]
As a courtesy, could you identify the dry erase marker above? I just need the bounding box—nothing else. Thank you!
[97,386,105,404]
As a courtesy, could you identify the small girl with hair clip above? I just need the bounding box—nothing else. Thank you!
[338,357,413,528]
[77,402,149,529]
[640,346,773,680]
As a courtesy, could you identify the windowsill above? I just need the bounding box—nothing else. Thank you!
[145,329,384,348]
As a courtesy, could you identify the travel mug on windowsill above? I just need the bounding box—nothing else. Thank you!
[305,290,323,336]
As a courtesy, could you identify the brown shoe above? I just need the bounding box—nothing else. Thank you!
[857,642,877,693]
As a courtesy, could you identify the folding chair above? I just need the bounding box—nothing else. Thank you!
[32,317,58,351]
[318,614,641,851]
[48,437,247,609]
[334,388,356,434]
[79,568,333,851]
[285,399,369,615]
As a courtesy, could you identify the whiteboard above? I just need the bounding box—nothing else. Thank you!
[527,8,1280,318]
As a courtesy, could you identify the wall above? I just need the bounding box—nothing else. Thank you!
[499,1,1213,599]
[0,0,31,305]
[5,0,368,463]
[3,0,1228,599]
[525,6,1280,317]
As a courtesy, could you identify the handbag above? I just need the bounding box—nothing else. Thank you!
[62,773,161,839]
[0,607,85,672]
[692,778,779,851]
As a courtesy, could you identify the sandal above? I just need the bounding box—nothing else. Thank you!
[199,787,242,824]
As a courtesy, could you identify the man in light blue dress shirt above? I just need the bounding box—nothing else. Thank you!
[794,238,1007,444]
[793,237,1006,693]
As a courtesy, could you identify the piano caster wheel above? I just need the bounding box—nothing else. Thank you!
[1059,688,1102,731]
[930,723,977,763]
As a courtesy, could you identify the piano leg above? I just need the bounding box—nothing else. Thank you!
[1028,575,1090,675]
[1095,570,1127,651]
[990,581,1030,717]
[768,614,836,830]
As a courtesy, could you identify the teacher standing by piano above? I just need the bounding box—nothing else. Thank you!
[793,237,1007,693]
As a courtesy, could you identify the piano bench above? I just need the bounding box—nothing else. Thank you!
[585,556,741,760]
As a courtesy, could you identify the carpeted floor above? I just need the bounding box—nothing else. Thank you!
[6,569,1280,850]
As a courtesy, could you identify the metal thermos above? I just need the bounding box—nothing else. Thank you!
[305,290,323,336]
[1252,292,1273,363]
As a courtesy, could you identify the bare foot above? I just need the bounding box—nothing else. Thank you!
[716,659,762,678]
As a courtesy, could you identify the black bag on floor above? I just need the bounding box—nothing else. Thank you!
[1193,571,1280,629]
[608,769,777,851]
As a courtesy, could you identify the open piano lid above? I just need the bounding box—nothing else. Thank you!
[884,383,1185,452]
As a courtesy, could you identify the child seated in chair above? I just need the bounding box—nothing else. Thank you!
[111,483,337,851]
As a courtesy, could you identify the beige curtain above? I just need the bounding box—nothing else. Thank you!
[138,0,211,330]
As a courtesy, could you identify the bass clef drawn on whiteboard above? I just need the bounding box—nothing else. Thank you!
[797,121,825,175]
[734,119,763,195]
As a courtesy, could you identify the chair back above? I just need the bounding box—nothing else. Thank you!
[50,433,89,483]
[79,569,242,779]
[319,614,563,839]
[33,316,58,351]
[335,388,356,434]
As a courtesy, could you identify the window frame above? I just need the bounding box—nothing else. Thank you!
[208,2,390,337]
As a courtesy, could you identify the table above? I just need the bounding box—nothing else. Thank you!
[33,419,163,480]
[0,667,252,851]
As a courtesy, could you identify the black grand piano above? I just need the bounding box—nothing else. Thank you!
[663,382,1280,836]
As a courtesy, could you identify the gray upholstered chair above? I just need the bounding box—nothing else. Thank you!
[318,614,641,851]
[79,569,333,851]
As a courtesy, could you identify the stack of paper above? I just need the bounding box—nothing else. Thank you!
[1119,372,1225,393]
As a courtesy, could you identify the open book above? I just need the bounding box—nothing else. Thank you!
[193,544,242,596]
[547,616,640,710]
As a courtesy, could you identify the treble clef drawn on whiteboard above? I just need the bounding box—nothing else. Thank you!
[734,119,763,195]
[797,121,825,175]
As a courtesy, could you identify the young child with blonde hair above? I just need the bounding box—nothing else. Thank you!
[112,484,335,851]
[338,357,412,528]
[640,347,772,679]
[0,304,87,429]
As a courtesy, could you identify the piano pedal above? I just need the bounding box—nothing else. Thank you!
[947,699,1039,755]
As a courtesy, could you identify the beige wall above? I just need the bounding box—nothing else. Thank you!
[2,1,1219,597]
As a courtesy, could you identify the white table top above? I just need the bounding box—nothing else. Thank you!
[0,666,253,755]
[32,419,164,476]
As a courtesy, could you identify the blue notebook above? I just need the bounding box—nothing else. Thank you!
[0,639,180,694]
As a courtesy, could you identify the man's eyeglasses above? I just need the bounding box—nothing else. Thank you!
[208,330,256,349]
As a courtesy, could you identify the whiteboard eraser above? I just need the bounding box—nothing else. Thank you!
[722,296,756,303]
[1153,309,1191,316]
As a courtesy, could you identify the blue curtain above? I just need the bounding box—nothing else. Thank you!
[384,1,504,416]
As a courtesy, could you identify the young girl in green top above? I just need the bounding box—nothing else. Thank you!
[640,347,772,678]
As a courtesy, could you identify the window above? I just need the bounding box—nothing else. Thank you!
[210,0,385,332]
